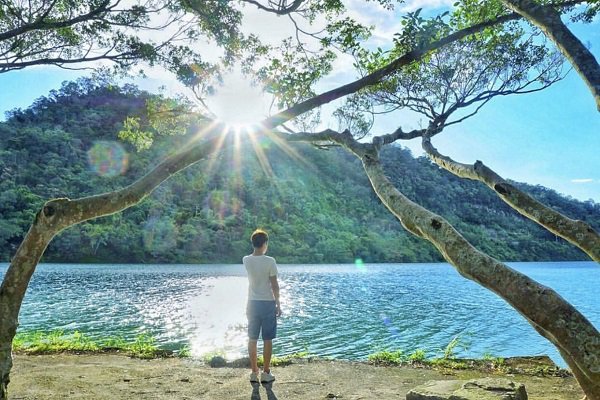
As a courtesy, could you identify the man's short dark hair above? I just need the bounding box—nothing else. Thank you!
[251,229,269,248]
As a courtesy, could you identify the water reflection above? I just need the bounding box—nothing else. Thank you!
[187,277,248,359]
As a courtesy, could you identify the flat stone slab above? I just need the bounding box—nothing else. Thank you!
[406,377,527,400]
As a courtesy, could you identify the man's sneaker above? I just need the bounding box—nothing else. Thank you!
[250,372,259,383]
[260,370,275,383]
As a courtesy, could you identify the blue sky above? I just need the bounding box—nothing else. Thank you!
[1,7,599,202]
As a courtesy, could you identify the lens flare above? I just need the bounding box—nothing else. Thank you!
[87,141,129,177]
[381,313,401,339]
[204,190,242,222]
[143,216,177,254]
[355,258,366,271]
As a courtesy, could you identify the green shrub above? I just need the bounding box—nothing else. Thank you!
[408,349,426,363]
[368,350,404,365]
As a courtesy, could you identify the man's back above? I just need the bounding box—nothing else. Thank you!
[243,254,277,301]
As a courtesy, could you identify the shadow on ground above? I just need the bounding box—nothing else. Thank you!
[250,381,278,399]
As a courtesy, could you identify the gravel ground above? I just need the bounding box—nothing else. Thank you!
[8,354,584,399]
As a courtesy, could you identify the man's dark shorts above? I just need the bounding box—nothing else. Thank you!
[247,300,277,340]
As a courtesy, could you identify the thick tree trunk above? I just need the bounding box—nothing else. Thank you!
[422,137,600,262]
[358,154,600,399]
[501,0,600,111]
[558,349,600,400]
[0,209,56,398]
[0,132,226,399]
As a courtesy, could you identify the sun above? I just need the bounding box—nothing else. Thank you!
[207,70,269,130]
[193,70,312,181]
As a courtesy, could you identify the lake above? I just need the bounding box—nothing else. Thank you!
[1,261,598,366]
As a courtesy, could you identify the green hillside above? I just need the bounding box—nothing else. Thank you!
[1,79,598,263]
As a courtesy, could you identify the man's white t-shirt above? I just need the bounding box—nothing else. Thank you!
[243,255,278,301]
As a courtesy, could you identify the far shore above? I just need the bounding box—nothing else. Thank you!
[9,352,584,400]
[1,260,594,265]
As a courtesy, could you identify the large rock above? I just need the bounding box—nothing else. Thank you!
[208,355,227,368]
[406,377,527,400]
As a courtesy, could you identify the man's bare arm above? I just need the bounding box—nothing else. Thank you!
[270,276,282,316]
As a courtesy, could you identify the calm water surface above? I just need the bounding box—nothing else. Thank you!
[1,261,598,366]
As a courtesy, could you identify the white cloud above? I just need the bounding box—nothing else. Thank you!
[571,178,595,183]
[400,0,455,12]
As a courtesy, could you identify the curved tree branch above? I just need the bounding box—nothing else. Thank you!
[310,131,600,396]
[261,11,528,128]
[357,153,600,397]
[501,0,600,111]
[285,124,600,399]
[0,1,111,42]
[421,135,600,262]
[261,0,586,129]
[0,125,229,398]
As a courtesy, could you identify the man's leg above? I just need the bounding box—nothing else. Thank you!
[263,339,273,373]
[248,339,259,374]
[247,301,260,376]
[262,301,277,375]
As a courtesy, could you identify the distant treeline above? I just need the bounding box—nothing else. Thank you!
[1,79,598,263]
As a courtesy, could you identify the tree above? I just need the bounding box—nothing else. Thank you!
[1,1,599,399]
[278,3,600,396]
[350,21,600,262]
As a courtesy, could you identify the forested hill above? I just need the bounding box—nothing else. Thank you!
[1,79,599,264]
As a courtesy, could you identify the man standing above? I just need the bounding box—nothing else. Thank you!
[243,229,282,383]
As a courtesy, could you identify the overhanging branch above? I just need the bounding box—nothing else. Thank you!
[261,11,529,128]
[421,135,600,262]
[0,1,111,42]
[502,0,600,111]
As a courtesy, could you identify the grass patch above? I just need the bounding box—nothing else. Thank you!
[368,336,503,370]
[367,350,405,365]
[15,331,569,378]
[408,349,426,363]
[268,350,312,366]
[367,348,507,371]
[441,335,461,360]
[13,330,100,353]
[367,347,568,378]
[13,330,183,359]
[482,352,505,367]
[430,357,470,369]
[177,345,192,358]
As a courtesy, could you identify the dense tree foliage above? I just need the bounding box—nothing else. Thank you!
[1,79,598,264]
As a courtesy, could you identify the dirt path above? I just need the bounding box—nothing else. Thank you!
[9,354,584,399]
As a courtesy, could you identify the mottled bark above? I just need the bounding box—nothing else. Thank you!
[422,137,600,262]
[356,154,600,399]
[558,349,600,400]
[502,0,600,111]
[0,131,227,400]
